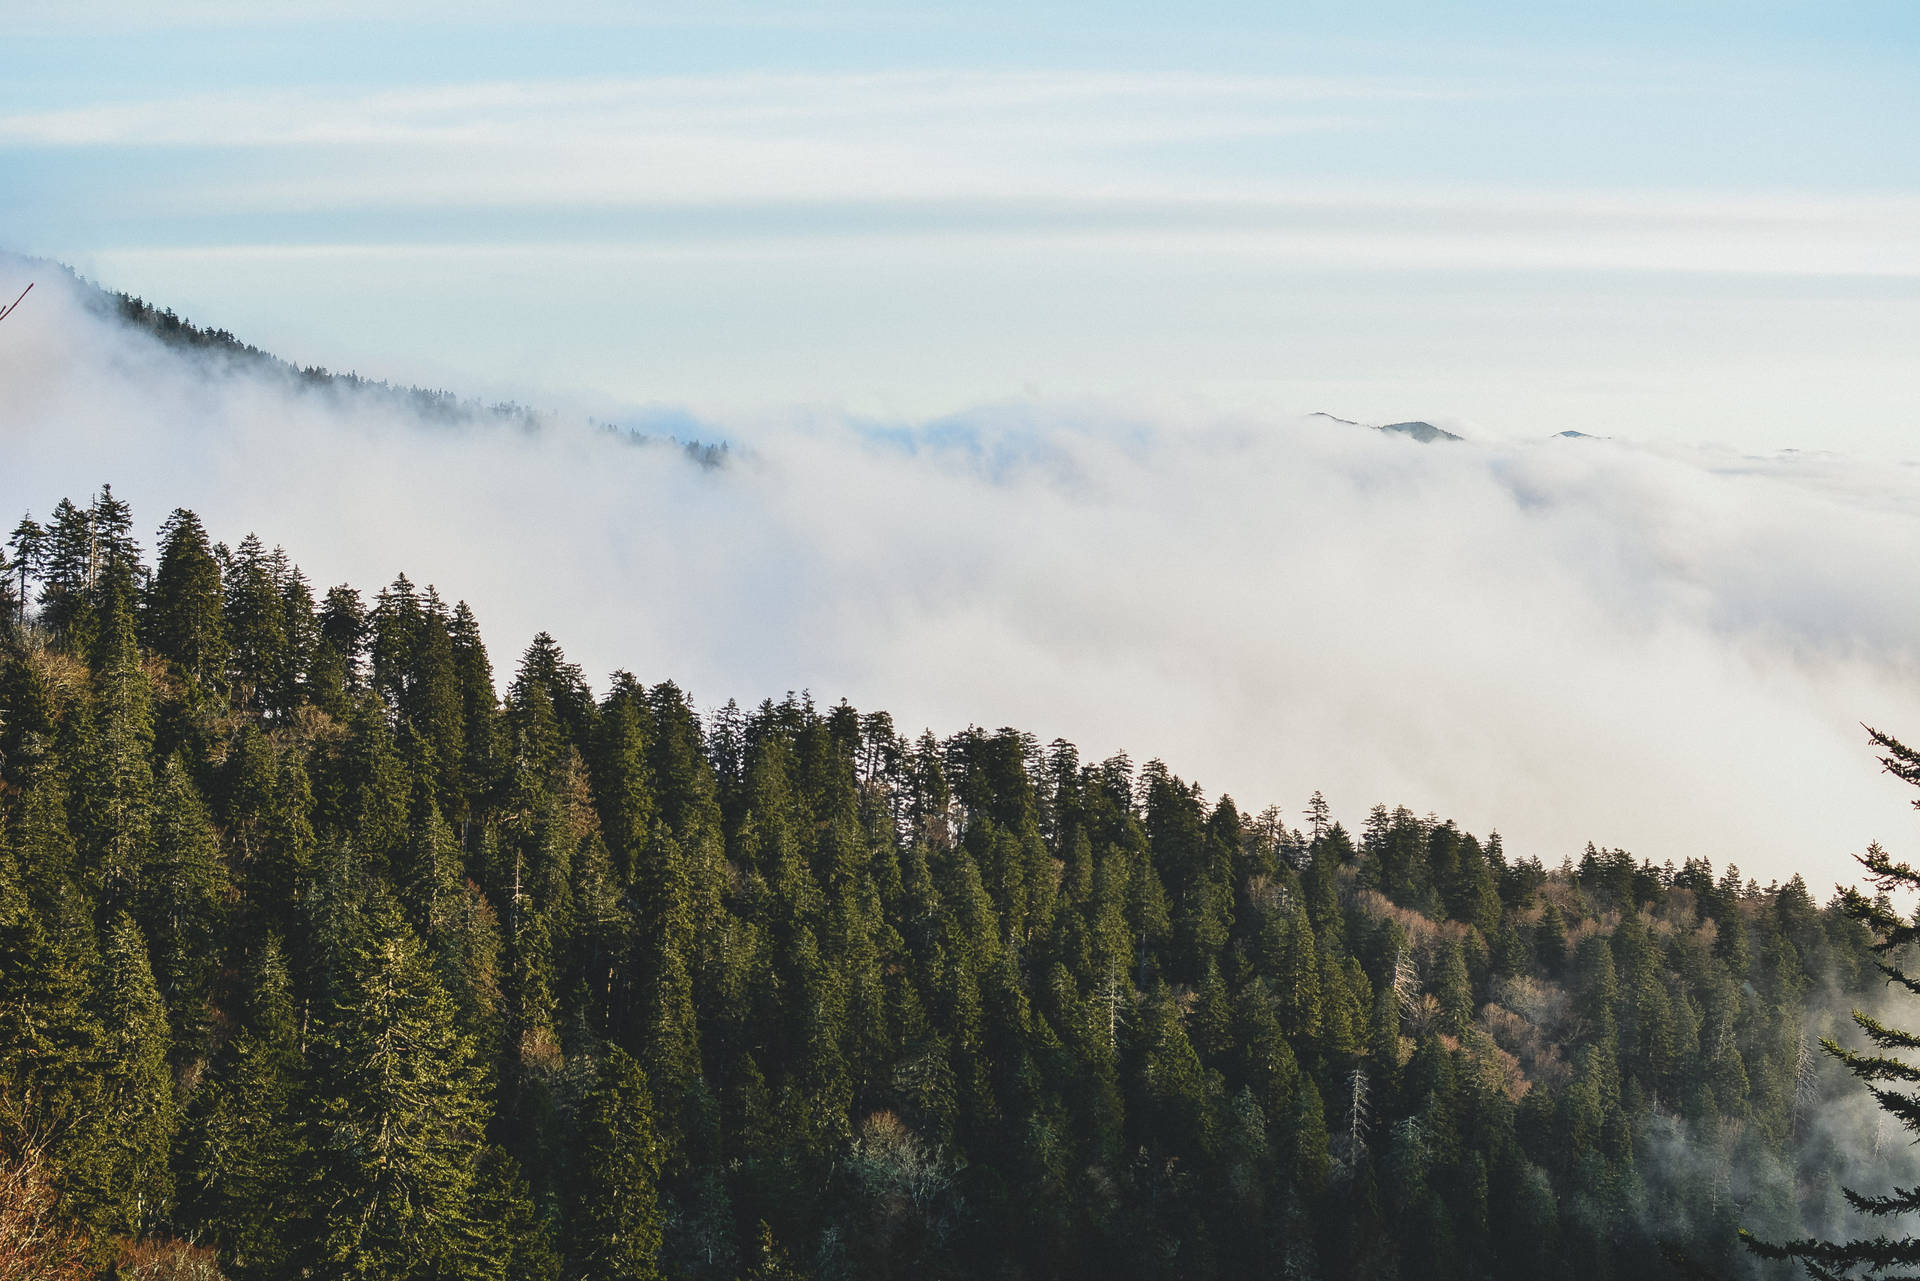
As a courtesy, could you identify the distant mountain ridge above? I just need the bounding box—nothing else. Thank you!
[1310,411,1464,443]
[23,257,733,462]
[73,268,544,429]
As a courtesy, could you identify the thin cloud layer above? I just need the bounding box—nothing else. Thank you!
[5,263,1920,891]
[8,69,1914,279]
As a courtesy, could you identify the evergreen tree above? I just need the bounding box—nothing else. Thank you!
[224,534,292,715]
[181,937,307,1278]
[37,497,96,646]
[1436,937,1474,1037]
[141,754,228,1062]
[73,619,156,909]
[6,512,43,625]
[145,508,228,687]
[310,585,367,717]
[85,914,177,1238]
[1745,728,1920,1277]
[305,894,491,1280]
[464,1147,561,1281]
[567,1047,665,1281]
[0,820,111,1222]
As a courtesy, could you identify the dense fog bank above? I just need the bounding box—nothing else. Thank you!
[6,257,1920,887]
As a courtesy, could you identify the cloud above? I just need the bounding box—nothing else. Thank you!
[7,67,1917,280]
[5,260,1920,891]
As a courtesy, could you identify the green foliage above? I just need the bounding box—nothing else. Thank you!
[180,938,306,1278]
[304,894,490,1279]
[1742,726,1920,1279]
[0,487,1903,1281]
[567,1047,666,1281]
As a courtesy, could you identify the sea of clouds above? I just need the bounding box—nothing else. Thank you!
[5,259,1920,892]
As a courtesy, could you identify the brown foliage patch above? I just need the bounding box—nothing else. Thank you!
[115,1239,228,1281]
[0,1135,90,1281]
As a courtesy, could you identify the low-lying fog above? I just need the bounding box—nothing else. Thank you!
[6,261,1920,891]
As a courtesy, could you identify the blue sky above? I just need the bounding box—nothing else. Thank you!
[10,3,1920,875]
[6,1,1920,446]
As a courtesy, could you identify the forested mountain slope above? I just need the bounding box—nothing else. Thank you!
[67,264,541,431]
[0,486,1903,1280]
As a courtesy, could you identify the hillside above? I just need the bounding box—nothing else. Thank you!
[0,484,1907,1280]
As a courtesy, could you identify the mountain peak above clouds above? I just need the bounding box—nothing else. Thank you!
[1311,411,1463,443]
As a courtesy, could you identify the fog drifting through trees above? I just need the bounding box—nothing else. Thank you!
[6,256,1920,890]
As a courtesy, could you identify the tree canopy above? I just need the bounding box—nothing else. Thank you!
[0,485,1908,1281]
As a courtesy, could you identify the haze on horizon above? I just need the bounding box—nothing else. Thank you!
[3,0,1919,451]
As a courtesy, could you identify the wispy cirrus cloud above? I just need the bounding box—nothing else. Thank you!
[7,70,1915,283]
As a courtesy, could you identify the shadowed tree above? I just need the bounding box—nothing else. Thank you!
[566,1046,665,1281]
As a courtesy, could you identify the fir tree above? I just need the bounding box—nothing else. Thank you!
[86,914,177,1238]
[181,937,307,1278]
[304,894,491,1280]
[567,1046,666,1281]
[145,508,228,688]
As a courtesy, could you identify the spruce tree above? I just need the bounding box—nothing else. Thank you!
[73,615,156,910]
[567,1046,665,1281]
[86,914,177,1238]
[145,508,228,688]
[181,936,307,1278]
[305,893,491,1280]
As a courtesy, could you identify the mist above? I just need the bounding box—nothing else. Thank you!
[5,260,1920,891]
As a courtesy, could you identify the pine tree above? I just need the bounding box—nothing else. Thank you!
[1263,894,1321,1039]
[73,618,156,910]
[462,1147,561,1281]
[310,585,367,717]
[0,823,109,1221]
[37,498,95,647]
[305,894,491,1279]
[141,755,228,1063]
[566,1046,665,1281]
[86,914,177,1238]
[6,513,42,625]
[1435,937,1474,1037]
[446,601,500,828]
[224,534,292,715]
[145,508,228,688]
[181,937,307,1278]
[592,675,657,889]
[1129,981,1213,1164]
[0,548,15,636]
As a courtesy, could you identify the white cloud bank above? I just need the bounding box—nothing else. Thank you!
[5,261,1920,891]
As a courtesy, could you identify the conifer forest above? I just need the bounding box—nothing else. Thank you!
[0,484,1912,1281]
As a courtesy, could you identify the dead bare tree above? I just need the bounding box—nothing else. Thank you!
[0,1130,90,1281]
[0,283,31,325]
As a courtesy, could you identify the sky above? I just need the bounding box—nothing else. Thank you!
[5,3,1920,889]
[3,1,1919,446]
